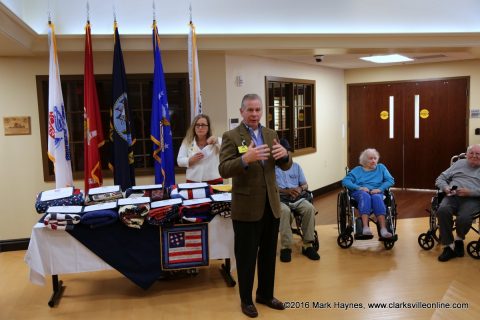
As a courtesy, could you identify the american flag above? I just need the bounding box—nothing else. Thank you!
[168,230,203,263]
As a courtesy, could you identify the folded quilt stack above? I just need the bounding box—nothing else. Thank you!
[126,187,164,201]
[80,205,119,229]
[146,205,180,226]
[35,188,84,213]
[43,213,81,230]
[210,201,231,218]
[180,198,212,223]
[34,183,234,231]
[85,190,123,205]
[170,184,213,200]
[118,197,151,229]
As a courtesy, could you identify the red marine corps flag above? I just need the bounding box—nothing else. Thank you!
[83,21,104,193]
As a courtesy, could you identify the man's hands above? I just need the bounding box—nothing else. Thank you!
[444,186,472,197]
[271,139,288,160]
[283,187,303,199]
[241,138,288,164]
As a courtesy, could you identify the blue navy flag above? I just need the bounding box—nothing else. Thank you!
[150,22,175,187]
[108,22,135,191]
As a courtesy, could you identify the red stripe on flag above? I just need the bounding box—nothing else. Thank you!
[169,249,203,257]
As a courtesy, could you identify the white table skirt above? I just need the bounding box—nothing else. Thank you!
[24,215,235,286]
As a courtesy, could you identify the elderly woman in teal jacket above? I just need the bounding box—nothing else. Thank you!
[342,148,395,238]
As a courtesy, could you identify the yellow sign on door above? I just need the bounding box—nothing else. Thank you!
[380,110,389,120]
[420,109,429,119]
[298,111,304,121]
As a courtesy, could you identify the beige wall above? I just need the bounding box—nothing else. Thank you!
[225,55,347,191]
[345,59,480,146]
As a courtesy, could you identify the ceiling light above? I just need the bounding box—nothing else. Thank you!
[360,54,413,63]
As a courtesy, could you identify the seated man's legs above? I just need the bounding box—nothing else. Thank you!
[453,197,480,258]
[371,193,392,238]
[351,190,372,235]
[294,200,320,260]
[437,196,460,261]
[455,197,479,239]
[278,202,293,262]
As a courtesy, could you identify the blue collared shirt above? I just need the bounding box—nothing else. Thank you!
[241,123,265,167]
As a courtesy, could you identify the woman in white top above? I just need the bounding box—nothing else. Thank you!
[177,114,223,184]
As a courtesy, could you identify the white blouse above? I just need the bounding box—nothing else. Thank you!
[177,137,222,182]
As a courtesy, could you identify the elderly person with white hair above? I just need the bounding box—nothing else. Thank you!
[342,148,395,238]
[435,144,480,262]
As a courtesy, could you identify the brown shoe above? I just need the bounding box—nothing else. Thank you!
[241,303,258,318]
[255,296,285,310]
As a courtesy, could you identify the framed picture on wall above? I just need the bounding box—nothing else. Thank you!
[3,116,31,135]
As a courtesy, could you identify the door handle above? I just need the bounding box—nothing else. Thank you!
[414,95,420,139]
[389,96,394,139]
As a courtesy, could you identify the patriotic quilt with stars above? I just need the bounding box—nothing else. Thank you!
[160,223,209,270]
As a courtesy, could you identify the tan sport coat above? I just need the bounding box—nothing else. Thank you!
[218,124,292,221]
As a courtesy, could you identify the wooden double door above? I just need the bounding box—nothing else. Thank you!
[347,77,468,189]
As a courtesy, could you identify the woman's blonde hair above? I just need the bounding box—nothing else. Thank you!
[182,114,219,153]
[359,148,380,166]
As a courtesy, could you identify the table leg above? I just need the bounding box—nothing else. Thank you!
[48,275,65,307]
[220,258,236,287]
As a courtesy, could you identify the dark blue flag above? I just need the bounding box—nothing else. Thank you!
[150,22,175,187]
[108,22,135,191]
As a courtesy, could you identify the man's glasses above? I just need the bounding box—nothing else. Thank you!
[195,124,209,128]
[468,152,480,157]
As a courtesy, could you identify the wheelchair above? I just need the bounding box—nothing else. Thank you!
[337,187,398,250]
[417,153,480,259]
[284,191,320,252]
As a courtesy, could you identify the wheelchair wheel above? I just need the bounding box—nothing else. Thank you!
[337,191,348,235]
[337,234,353,249]
[388,195,397,234]
[467,240,480,259]
[383,239,395,250]
[312,230,320,251]
[418,233,435,250]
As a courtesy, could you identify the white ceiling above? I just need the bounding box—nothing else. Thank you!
[2,0,480,69]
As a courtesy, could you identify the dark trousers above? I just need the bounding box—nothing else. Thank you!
[232,201,280,305]
[437,196,480,245]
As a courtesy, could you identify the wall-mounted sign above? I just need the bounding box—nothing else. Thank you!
[298,111,304,121]
[3,116,31,135]
[380,110,389,120]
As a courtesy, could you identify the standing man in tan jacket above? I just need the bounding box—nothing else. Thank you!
[219,93,292,318]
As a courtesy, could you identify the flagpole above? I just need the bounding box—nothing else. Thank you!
[188,5,202,118]
[86,1,90,23]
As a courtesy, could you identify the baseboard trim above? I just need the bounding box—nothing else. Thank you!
[0,238,30,252]
[312,181,342,198]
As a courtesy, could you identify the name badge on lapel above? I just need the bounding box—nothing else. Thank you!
[238,139,248,154]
